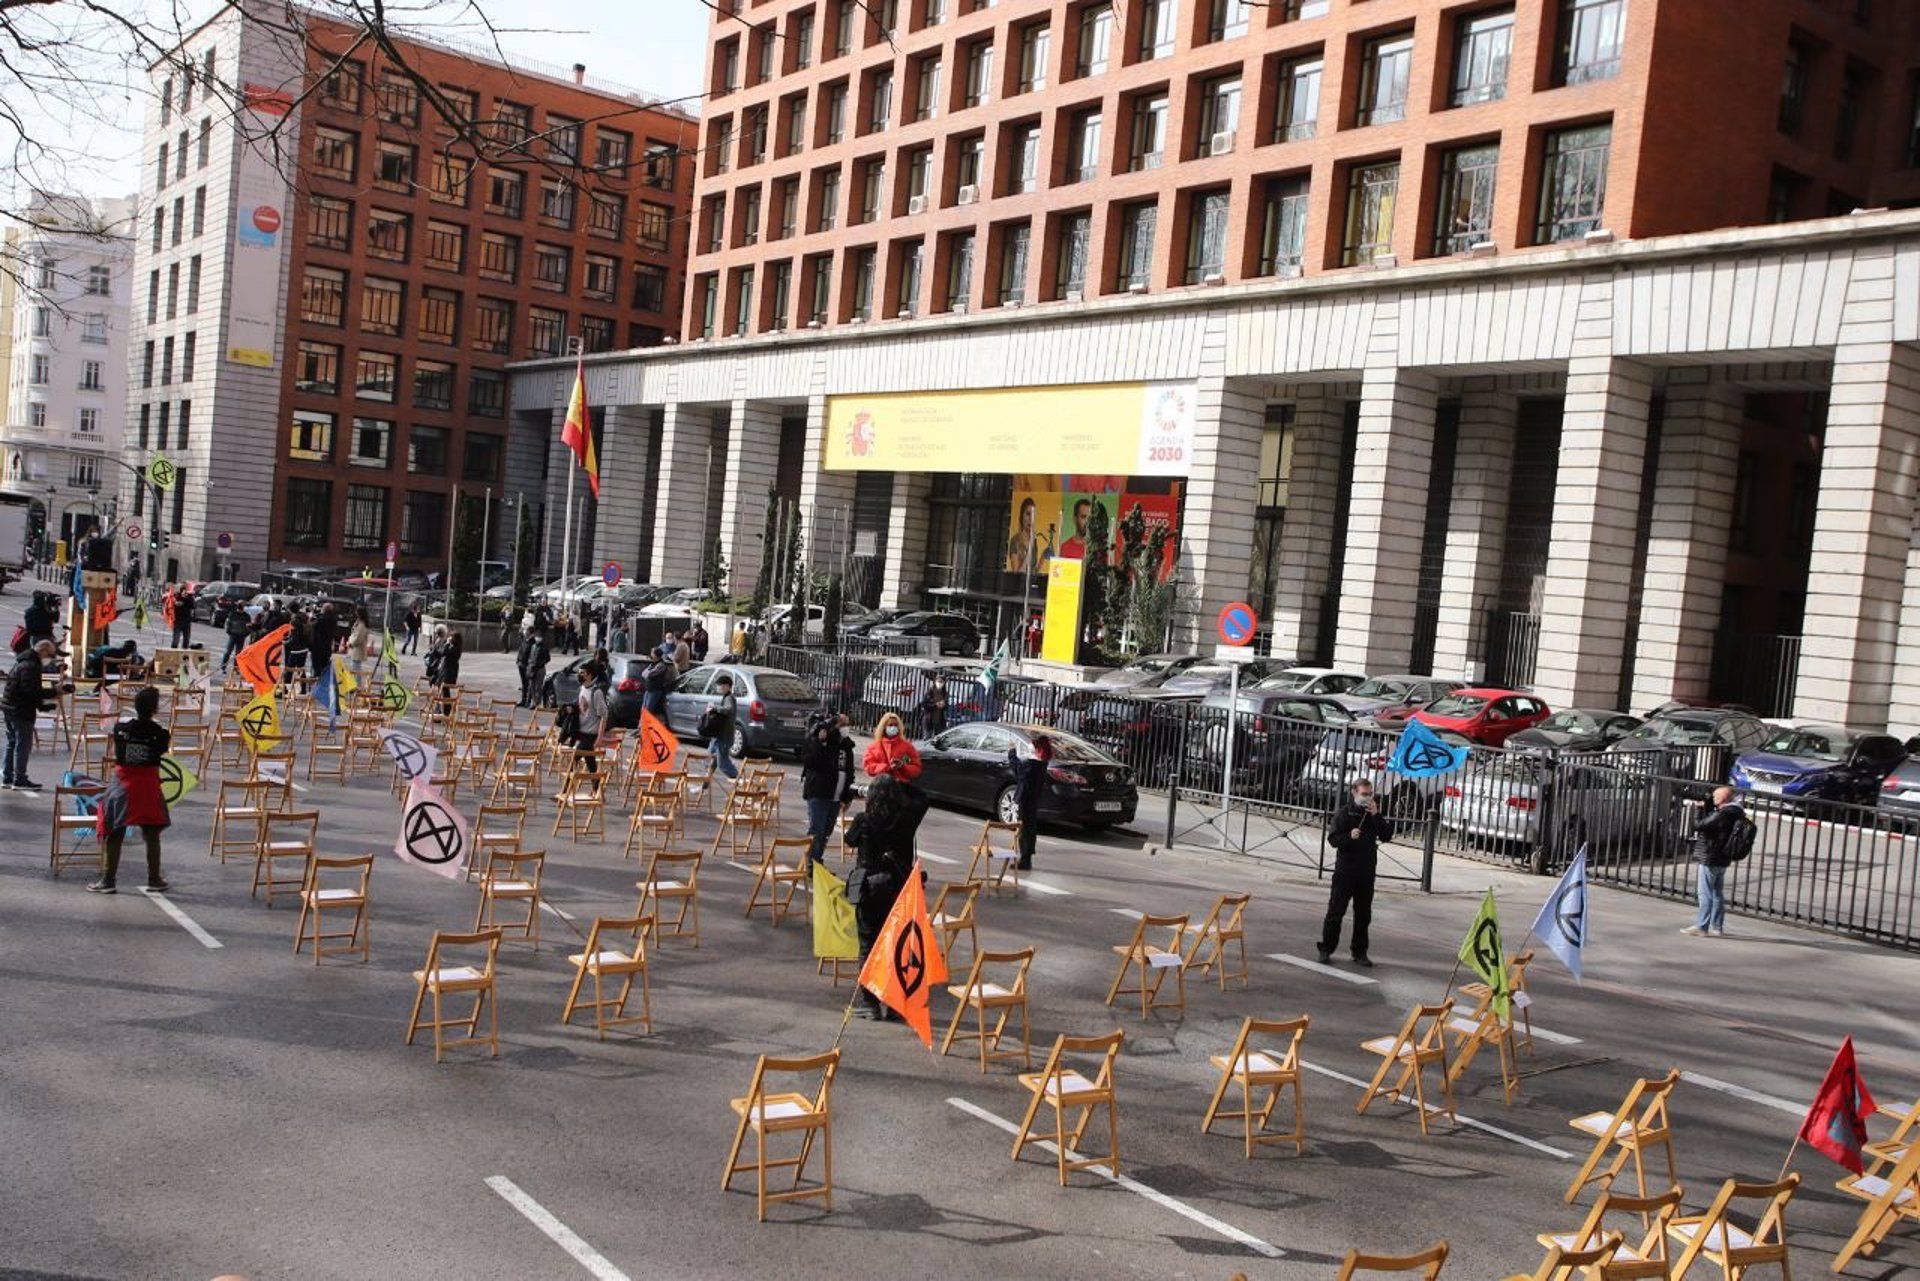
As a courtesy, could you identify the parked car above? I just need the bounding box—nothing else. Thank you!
[1410,688,1551,746]
[194,581,261,622]
[1299,722,1477,814]
[1875,750,1920,823]
[1607,707,1771,783]
[637,587,715,618]
[542,652,646,725]
[915,723,1138,830]
[1153,657,1283,695]
[1730,725,1907,804]
[662,664,821,757]
[866,610,982,656]
[999,681,1098,735]
[1090,653,1205,690]
[841,607,910,637]
[1441,753,1679,861]
[1077,687,1202,787]
[1252,666,1369,697]
[1186,691,1355,797]
[1329,674,1464,718]
[859,657,990,720]
[1505,708,1643,753]
[762,600,878,643]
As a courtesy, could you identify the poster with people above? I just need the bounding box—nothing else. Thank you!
[1006,475,1060,573]
[1005,477,1179,580]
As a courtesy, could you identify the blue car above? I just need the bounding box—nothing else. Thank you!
[1730,725,1907,804]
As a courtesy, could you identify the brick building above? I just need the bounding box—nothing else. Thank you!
[124,0,698,581]
[683,0,1920,335]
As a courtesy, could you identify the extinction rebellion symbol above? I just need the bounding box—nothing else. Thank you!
[891,919,928,1000]
[403,797,464,865]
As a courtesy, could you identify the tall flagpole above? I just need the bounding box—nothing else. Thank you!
[559,343,584,620]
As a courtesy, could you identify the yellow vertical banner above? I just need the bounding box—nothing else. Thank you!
[1040,558,1084,664]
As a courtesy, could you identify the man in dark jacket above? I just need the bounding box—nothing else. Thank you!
[1683,785,1744,938]
[218,599,251,673]
[23,591,57,647]
[1010,734,1054,870]
[801,714,855,867]
[3,639,58,790]
[309,604,338,676]
[517,630,551,708]
[170,588,196,649]
[1318,778,1395,967]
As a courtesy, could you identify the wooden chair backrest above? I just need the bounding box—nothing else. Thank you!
[485,848,546,888]
[1036,1029,1124,1097]
[1572,1188,1682,1275]
[583,913,649,961]
[263,809,320,844]
[1335,1240,1450,1279]
[1230,1015,1310,1072]
[931,880,981,924]
[742,1047,841,1120]
[975,820,1021,853]
[646,847,703,885]
[959,946,1034,998]
[305,853,373,894]
[1519,1234,1624,1281]
[425,927,503,978]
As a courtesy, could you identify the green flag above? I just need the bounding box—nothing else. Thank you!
[1458,888,1511,1022]
[145,453,178,491]
[133,597,149,631]
[157,753,200,805]
[380,629,400,679]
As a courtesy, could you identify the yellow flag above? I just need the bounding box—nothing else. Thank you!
[332,655,359,700]
[812,861,859,961]
[237,691,281,751]
[1458,888,1511,1022]
[157,753,200,805]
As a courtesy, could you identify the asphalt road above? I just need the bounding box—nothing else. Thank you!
[3,621,1918,1280]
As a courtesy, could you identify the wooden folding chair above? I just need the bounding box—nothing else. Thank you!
[474,849,545,949]
[710,784,773,863]
[252,809,318,906]
[1013,1030,1126,1184]
[1833,1136,1920,1270]
[1565,1070,1681,1203]
[1356,1002,1457,1137]
[1502,1233,1624,1281]
[623,773,685,862]
[207,779,270,863]
[50,782,105,878]
[1665,1175,1798,1280]
[307,735,352,784]
[550,764,607,843]
[1444,990,1519,1106]
[1104,912,1190,1017]
[745,836,809,925]
[72,730,112,775]
[682,750,719,811]
[722,1049,840,1221]
[1202,1015,1309,1159]
[293,853,372,965]
[638,847,702,947]
[168,721,212,773]
[561,913,653,1040]
[965,820,1024,892]
[1181,892,1251,990]
[405,928,503,1062]
[940,947,1034,1073]
[1335,1241,1450,1279]
[1866,1093,1920,1176]
[490,749,545,812]
[248,749,297,811]
[1536,1189,1683,1280]
[469,803,527,883]
[929,881,981,972]
[1463,949,1537,1055]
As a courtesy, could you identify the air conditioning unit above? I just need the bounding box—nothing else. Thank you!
[1202,272,1225,286]
[1208,131,1235,156]
[1126,281,1148,295]
[956,184,979,205]
[1064,288,1083,302]
[951,301,968,315]
[1141,151,1163,170]
[907,195,928,216]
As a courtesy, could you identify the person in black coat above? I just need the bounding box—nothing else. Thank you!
[437,628,463,693]
[308,605,338,676]
[845,775,928,1019]
[1009,733,1054,870]
[801,714,856,867]
[1317,778,1394,967]
[2,639,58,790]
[23,591,56,646]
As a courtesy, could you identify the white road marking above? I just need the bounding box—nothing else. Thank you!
[486,1175,632,1281]
[140,889,222,949]
[1111,907,1145,919]
[1680,1071,1804,1117]
[917,851,959,865]
[1269,952,1378,986]
[1525,1025,1582,1047]
[540,902,576,922]
[1021,878,1071,897]
[1299,1061,1574,1159]
[946,1097,1283,1259]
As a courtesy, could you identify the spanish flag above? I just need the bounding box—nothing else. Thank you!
[562,359,600,499]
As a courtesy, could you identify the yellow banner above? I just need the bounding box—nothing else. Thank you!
[824,382,1196,475]
[1040,558,1084,664]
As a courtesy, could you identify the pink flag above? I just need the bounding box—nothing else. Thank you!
[394,781,469,880]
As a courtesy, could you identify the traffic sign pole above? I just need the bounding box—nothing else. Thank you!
[1212,600,1258,850]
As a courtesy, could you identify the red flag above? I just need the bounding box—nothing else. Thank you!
[1799,1036,1877,1174]
[562,359,600,499]
[857,862,948,1048]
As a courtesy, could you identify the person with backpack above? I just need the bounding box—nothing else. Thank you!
[1683,785,1751,938]
[2,638,57,791]
[218,597,251,673]
[88,685,172,894]
[700,674,740,780]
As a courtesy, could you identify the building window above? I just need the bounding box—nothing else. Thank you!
[355,350,397,403]
[440,86,478,128]
[822,83,848,144]
[637,202,672,252]
[697,275,719,337]
[78,409,101,435]
[1432,143,1499,254]
[1208,0,1250,42]
[1126,94,1167,171]
[301,266,346,326]
[806,256,832,325]
[953,133,985,194]
[733,267,755,333]
[1184,188,1229,282]
[833,0,856,54]
[374,142,415,190]
[1342,159,1399,265]
[539,177,576,227]
[1018,22,1051,93]
[297,341,340,395]
[582,253,619,301]
[1274,55,1321,141]
[350,418,393,469]
[1453,9,1513,106]
[366,208,410,261]
[342,485,388,551]
[283,478,331,548]
[412,360,455,410]
[793,7,816,67]
[1014,124,1041,193]
[313,127,358,180]
[197,118,211,168]
[424,220,465,272]
[896,243,923,317]
[1766,166,1805,223]
[28,402,46,428]
[817,168,841,231]
[963,39,994,106]
[633,263,667,313]
[374,73,419,125]
[1835,64,1865,160]
[361,277,404,335]
[767,260,792,331]
[1905,76,1920,166]
[1357,32,1414,125]
[486,170,525,218]
[1139,0,1177,59]
[997,222,1030,304]
[82,314,108,344]
[595,127,631,176]
[180,333,196,380]
[914,56,942,121]
[533,242,572,290]
[777,177,801,237]
[1078,3,1114,74]
[1778,39,1809,136]
[548,116,582,165]
[464,432,504,483]
[494,101,532,148]
[740,185,763,244]
[1556,0,1625,86]
[478,232,519,282]
[83,264,111,296]
[156,142,168,188]
[187,256,200,313]
[1067,109,1103,182]
[31,306,51,338]
[1120,201,1156,289]
[743,105,768,163]
[934,233,969,312]
[1258,176,1309,273]
[643,141,677,190]
[1536,123,1610,242]
[177,399,190,448]
[588,192,625,240]
[848,247,877,320]
[407,426,448,476]
[430,152,472,206]
[193,187,205,235]
[290,409,336,462]
[28,354,50,385]
[419,286,459,345]
[401,491,445,557]
[528,306,567,357]
[473,298,514,353]
[469,370,506,418]
[1055,212,1091,297]
[1198,75,1241,157]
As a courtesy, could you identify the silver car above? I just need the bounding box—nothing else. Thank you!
[1297,723,1476,814]
[1441,753,1679,859]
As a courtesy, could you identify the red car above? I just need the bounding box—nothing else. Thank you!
[1410,687,1551,746]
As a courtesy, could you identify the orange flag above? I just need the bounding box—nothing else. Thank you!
[237,623,291,695]
[562,359,600,499]
[636,708,680,772]
[857,862,948,1048]
[91,586,118,630]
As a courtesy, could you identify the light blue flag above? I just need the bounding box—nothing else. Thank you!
[1388,719,1468,778]
[1528,846,1589,981]
[312,658,341,729]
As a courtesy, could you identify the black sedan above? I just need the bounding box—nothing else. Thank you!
[867,611,983,657]
[915,723,1138,830]
[1505,708,1642,753]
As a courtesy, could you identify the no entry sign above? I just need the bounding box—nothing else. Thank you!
[1216,601,1257,647]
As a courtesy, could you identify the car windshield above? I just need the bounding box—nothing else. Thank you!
[1538,711,1596,732]
[754,674,815,702]
[1254,671,1317,691]
[1424,694,1488,717]
[1758,729,1844,761]
[890,612,933,626]
[1346,678,1408,699]
[1622,716,1717,746]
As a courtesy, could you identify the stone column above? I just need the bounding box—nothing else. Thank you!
[1269,388,1343,662]
[648,403,713,586]
[1795,339,1920,728]
[718,399,783,598]
[1430,386,1516,680]
[1628,372,1742,712]
[1885,510,1920,731]
[592,404,655,571]
[881,471,931,609]
[1531,354,1656,707]
[1179,374,1266,649]
[1332,366,1438,672]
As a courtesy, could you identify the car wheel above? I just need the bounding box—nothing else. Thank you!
[995,784,1020,824]
[730,724,748,760]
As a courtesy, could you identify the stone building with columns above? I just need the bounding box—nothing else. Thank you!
[507,209,1920,732]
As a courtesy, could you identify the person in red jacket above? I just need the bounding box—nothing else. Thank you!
[862,710,921,782]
